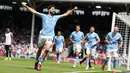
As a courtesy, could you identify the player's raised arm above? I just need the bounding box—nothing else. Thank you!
[60,6,78,18]
[22,2,39,15]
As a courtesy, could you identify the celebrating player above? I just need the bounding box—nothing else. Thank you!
[22,2,78,71]
[54,31,65,65]
[70,25,84,68]
[102,27,123,73]
[4,28,13,60]
[83,26,100,70]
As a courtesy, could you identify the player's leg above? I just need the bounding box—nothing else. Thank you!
[80,49,86,64]
[85,48,90,70]
[34,36,46,69]
[90,48,97,69]
[72,44,81,68]
[112,50,118,73]
[37,37,53,70]
[34,46,43,69]
[37,43,52,70]
[102,49,111,70]
[4,45,9,60]
[8,45,12,60]
[79,50,92,68]
[57,48,63,64]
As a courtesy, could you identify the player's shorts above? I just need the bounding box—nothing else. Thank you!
[73,44,82,52]
[84,43,96,57]
[86,48,96,57]
[56,48,63,53]
[38,35,53,48]
[106,49,118,58]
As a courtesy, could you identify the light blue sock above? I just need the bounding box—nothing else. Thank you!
[39,57,44,64]
[74,56,79,67]
[86,58,89,68]
[113,58,118,69]
[58,54,61,62]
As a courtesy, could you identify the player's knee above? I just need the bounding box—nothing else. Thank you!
[114,57,118,60]
[86,54,90,58]
[106,57,110,60]
[44,50,49,54]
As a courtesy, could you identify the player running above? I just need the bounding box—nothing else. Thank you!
[102,27,123,73]
[4,28,13,60]
[83,26,100,70]
[70,25,84,68]
[22,2,78,71]
[54,31,65,65]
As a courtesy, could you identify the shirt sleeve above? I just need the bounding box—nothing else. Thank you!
[105,33,109,40]
[37,13,46,18]
[95,33,100,40]
[85,34,88,41]
[82,33,84,39]
[62,36,65,42]
[70,32,73,38]
[54,36,56,41]
[119,34,123,41]
[54,15,62,21]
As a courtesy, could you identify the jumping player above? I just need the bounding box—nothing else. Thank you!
[22,2,78,71]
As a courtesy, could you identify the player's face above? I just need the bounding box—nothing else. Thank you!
[58,31,61,36]
[90,27,95,33]
[49,7,55,15]
[7,29,10,32]
[114,27,119,33]
[76,26,80,31]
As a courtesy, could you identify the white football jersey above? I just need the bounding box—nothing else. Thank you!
[5,32,13,45]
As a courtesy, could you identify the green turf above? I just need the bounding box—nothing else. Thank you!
[0,57,124,73]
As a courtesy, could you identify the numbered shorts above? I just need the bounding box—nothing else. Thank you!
[38,35,53,48]
[106,49,118,58]
[56,48,63,53]
[73,44,82,52]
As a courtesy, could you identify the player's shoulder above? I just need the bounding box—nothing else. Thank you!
[93,32,97,35]
[72,31,76,34]
[117,32,122,36]
[80,31,84,34]
[54,36,57,38]
[108,32,112,35]
[61,35,64,37]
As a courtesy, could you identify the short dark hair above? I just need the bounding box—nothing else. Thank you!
[48,5,55,10]
[90,26,95,28]
[76,25,80,27]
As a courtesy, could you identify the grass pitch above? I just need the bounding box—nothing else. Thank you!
[0,57,124,73]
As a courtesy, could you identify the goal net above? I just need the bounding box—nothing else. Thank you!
[110,12,130,71]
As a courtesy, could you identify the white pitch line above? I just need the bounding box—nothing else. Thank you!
[63,70,122,73]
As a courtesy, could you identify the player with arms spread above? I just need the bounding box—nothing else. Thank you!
[22,2,78,71]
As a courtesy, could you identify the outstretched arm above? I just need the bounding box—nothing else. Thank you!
[60,6,78,18]
[22,2,39,15]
